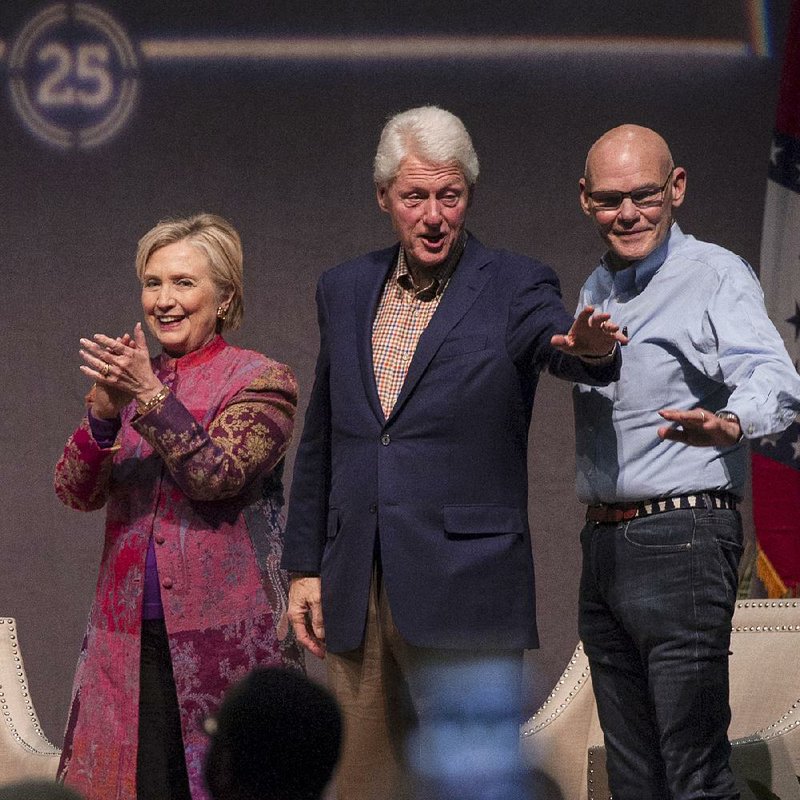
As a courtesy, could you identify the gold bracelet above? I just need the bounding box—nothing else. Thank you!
[136,385,170,416]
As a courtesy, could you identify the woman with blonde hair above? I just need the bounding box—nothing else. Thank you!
[55,213,301,800]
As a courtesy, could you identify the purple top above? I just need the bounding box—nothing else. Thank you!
[88,409,164,619]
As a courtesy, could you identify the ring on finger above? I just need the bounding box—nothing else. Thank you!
[101,362,110,377]
[699,410,706,423]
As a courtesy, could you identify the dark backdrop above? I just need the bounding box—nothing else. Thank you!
[0,0,788,743]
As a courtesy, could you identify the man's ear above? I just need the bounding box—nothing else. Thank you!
[669,167,687,209]
[376,183,389,213]
[579,177,592,217]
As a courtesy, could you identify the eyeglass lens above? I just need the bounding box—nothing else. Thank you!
[589,171,673,210]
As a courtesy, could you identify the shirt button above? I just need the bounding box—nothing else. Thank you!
[161,577,173,590]
[155,535,166,545]
[381,433,391,446]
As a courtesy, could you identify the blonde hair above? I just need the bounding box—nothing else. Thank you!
[136,213,244,331]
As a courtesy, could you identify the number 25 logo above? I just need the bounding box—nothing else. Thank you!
[37,43,113,109]
[8,3,139,150]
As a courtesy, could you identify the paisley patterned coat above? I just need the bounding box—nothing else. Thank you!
[54,336,302,800]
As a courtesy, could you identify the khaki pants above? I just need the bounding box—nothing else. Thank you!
[327,570,525,800]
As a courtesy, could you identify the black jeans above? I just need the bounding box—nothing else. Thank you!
[579,506,742,800]
[137,619,192,800]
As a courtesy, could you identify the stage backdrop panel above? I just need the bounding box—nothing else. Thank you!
[0,0,785,741]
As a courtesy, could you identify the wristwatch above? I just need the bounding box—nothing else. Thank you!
[715,411,743,442]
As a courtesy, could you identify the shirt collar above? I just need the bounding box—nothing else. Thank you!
[396,231,467,301]
[601,223,685,296]
[154,334,226,372]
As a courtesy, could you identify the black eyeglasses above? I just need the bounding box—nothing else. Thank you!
[587,170,674,210]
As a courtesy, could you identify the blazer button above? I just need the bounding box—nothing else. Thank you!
[369,504,377,514]
[155,535,166,545]
[161,577,173,590]
[381,433,391,446]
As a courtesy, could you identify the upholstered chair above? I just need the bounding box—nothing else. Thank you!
[0,618,61,785]
[521,600,800,800]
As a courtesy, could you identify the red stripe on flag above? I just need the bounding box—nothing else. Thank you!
[751,452,800,592]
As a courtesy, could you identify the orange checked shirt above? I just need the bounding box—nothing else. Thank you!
[372,239,464,418]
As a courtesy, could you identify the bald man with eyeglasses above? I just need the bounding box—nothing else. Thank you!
[573,124,800,800]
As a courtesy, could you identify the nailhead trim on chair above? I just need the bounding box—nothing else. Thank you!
[728,601,800,743]
[0,618,59,756]
[520,642,592,738]
[587,747,608,800]
[732,600,799,632]
[730,702,800,745]
[755,702,800,739]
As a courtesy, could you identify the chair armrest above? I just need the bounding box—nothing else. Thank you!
[0,618,61,785]
[521,643,599,800]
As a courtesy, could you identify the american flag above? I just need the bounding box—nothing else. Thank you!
[751,1,800,597]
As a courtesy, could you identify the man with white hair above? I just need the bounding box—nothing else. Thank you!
[575,124,800,800]
[282,106,626,800]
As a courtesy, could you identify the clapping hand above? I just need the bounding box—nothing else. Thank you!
[80,323,163,418]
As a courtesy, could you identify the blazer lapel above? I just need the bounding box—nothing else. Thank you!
[355,247,397,423]
[387,235,493,423]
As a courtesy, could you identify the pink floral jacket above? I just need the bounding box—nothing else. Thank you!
[54,336,302,800]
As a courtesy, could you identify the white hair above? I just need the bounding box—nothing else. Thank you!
[373,106,480,186]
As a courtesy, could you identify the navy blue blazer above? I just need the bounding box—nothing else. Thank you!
[283,235,618,652]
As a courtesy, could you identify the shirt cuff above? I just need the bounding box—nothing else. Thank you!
[87,409,121,449]
[578,342,618,364]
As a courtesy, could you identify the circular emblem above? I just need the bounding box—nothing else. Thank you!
[7,2,139,150]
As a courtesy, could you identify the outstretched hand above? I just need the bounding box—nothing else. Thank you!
[657,408,742,448]
[550,306,629,357]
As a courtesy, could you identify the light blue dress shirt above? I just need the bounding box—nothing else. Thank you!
[574,223,800,504]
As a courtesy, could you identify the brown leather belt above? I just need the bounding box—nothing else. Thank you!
[586,492,738,524]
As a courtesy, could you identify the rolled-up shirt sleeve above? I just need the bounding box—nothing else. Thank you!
[703,257,800,438]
